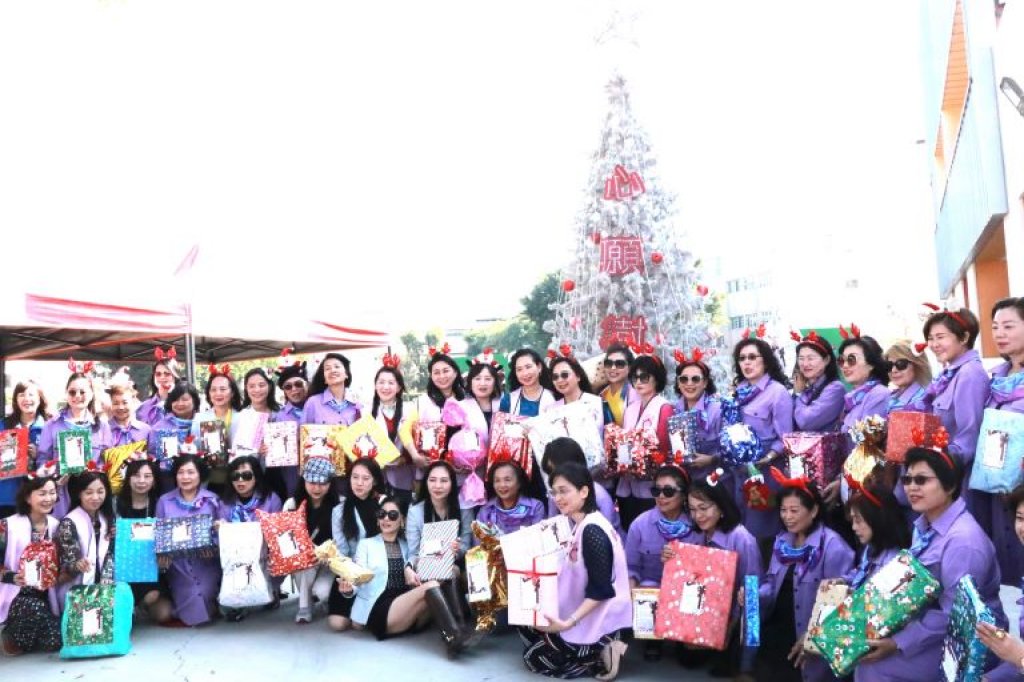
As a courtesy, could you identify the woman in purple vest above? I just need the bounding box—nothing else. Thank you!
[56,470,116,609]
[757,469,854,681]
[521,463,631,681]
[0,473,61,656]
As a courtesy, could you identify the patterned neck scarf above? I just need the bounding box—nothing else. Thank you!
[735,382,762,408]
[844,380,880,414]
[919,365,962,409]
[494,501,533,522]
[990,370,1024,408]
[889,385,927,412]
[910,524,937,557]
[170,415,193,431]
[173,492,206,513]
[655,514,692,541]
[799,377,824,406]
[326,395,352,415]
[773,534,821,577]
[848,547,874,589]
[229,495,263,523]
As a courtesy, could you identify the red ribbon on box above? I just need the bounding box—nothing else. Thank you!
[507,557,558,627]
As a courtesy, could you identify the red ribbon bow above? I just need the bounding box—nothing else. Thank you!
[67,357,95,375]
[507,557,559,627]
[154,346,177,362]
[428,342,451,357]
[207,363,232,377]
[911,425,954,468]
[27,460,59,480]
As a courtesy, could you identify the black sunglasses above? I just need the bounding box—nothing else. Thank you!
[282,380,305,390]
[231,471,255,482]
[888,359,911,372]
[603,359,628,369]
[376,509,401,521]
[650,485,681,498]
[631,372,652,384]
[677,375,704,385]
[551,371,573,381]
[900,474,936,487]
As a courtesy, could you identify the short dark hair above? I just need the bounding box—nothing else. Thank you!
[923,307,981,348]
[541,437,587,475]
[241,368,281,411]
[15,476,57,516]
[776,479,824,528]
[846,479,910,552]
[732,339,789,387]
[485,461,529,500]
[116,459,159,515]
[164,380,201,416]
[604,343,635,364]
[417,460,463,534]
[204,374,243,412]
[465,363,502,401]
[1006,483,1024,514]
[549,463,598,514]
[837,336,890,385]
[686,478,742,532]
[171,454,210,483]
[309,353,354,395]
[628,355,668,393]
[221,455,271,505]
[549,356,595,395]
[904,446,963,499]
[674,360,717,397]
[652,465,690,496]
[68,471,115,528]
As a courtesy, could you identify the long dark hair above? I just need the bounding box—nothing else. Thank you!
[342,458,386,541]
[221,456,272,506]
[204,373,243,411]
[687,477,742,533]
[116,459,160,516]
[549,356,594,395]
[838,336,890,385]
[846,480,910,554]
[731,339,789,388]
[308,353,353,396]
[3,380,51,429]
[371,367,406,441]
[241,368,281,411]
[426,353,465,407]
[68,471,116,530]
[416,460,462,532]
[507,349,555,394]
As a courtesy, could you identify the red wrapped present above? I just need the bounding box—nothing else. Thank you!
[20,539,59,590]
[257,501,318,577]
[783,432,844,489]
[886,412,941,463]
[504,553,561,628]
[604,424,661,479]
[487,413,532,476]
[413,420,448,462]
[0,428,29,480]
[655,541,738,650]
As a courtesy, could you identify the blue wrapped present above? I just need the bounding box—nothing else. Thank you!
[941,575,996,682]
[114,518,158,583]
[743,574,760,647]
[718,397,763,466]
[154,428,190,472]
[969,408,1024,494]
[60,582,135,659]
[154,514,216,558]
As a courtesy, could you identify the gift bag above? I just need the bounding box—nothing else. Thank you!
[103,441,148,494]
[232,411,268,459]
[300,424,347,476]
[466,545,493,603]
[604,424,661,479]
[783,432,844,489]
[257,502,318,577]
[667,411,699,464]
[631,588,661,640]
[742,575,761,647]
[487,413,531,475]
[114,518,158,583]
[315,540,374,585]
[655,541,738,650]
[969,409,1024,494]
[154,514,216,558]
[504,552,561,628]
[469,521,508,631]
[19,539,59,590]
[525,402,604,472]
[803,581,851,654]
[335,415,401,466]
[940,575,997,682]
[416,519,460,581]
[218,521,272,608]
[59,582,135,659]
[0,428,29,480]
[414,420,448,462]
[58,428,92,474]
[886,411,940,463]
[199,420,229,466]
[810,551,940,676]
[263,421,299,468]
[844,415,887,484]
[155,428,189,472]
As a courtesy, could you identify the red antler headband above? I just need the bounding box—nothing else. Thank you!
[838,323,861,340]
[428,342,451,357]
[912,425,955,469]
[742,323,767,340]
[154,346,177,362]
[628,339,655,356]
[547,343,575,363]
[922,302,968,329]
[207,363,232,377]
[790,330,829,354]
[67,356,95,375]
[843,472,881,507]
[769,466,814,497]
[673,347,706,365]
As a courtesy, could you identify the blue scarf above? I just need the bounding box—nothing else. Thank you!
[173,492,207,513]
[734,382,761,408]
[990,370,1024,408]
[844,380,880,414]
[910,525,936,557]
[889,385,927,412]
[848,548,873,589]
[655,515,692,541]
[229,495,263,523]
[773,535,820,577]
[494,501,533,523]
[326,395,354,415]
[915,365,962,411]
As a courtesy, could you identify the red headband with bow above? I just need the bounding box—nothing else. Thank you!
[790,330,829,354]
[207,363,232,377]
[154,346,177,362]
[922,302,968,330]
[67,357,95,375]
[742,323,767,340]
[428,342,451,357]
[843,472,881,507]
[770,466,814,497]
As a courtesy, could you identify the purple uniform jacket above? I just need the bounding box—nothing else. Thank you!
[737,376,794,538]
[625,508,699,586]
[36,410,112,467]
[985,361,1024,586]
[155,488,223,626]
[276,403,304,423]
[760,525,854,682]
[108,418,152,448]
[300,391,361,426]
[855,498,1008,681]
[931,349,990,462]
[217,491,283,521]
[841,545,901,587]
[705,524,763,588]
[674,393,726,483]
[841,383,891,453]
[135,394,167,427]
[793,378,845,432]
[475,497,546,538]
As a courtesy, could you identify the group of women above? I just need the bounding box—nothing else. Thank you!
[2,295,1024,681]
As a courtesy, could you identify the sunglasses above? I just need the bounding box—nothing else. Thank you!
[231,471,255,482]
[837,354,862,367]
[67,389,88,397]
[677,375,704,385]
[603,359,628,369]
[900,474,937,487]
[650,485,681,498]
[631,372,652,384]
[888,359,911,372]
[282,381,305,390]
[551,371,574,381]
[376,509,401,521]
[738,354,761,362]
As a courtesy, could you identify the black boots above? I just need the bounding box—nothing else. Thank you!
[425,585,470,658]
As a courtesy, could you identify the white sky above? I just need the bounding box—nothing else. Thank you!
[0,0,930,332]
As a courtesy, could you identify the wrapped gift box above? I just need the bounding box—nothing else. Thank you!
[526,402,604,472]
[257,502,318,577]
[505,552,561,628]
[414,420,448,462]
[810,550,940,676]
[718,422,763,466]
[199,420,229,466]
[803,581,851,654]
[59,582,135,659]
[315,540,374,585]
[667,411,699,464]
[886,411,941,463]
[218,521,272,609]
[604,424,661,479]
[631,588,661,640]
[300,424,347,476]
[468,521,509,630]
[58,428,92,474]
[743,574,761,647]
[0,428,29,480]
[336,415,401,466]
[231,411,268,459]
[155,428,189,472]
[466,545,493,603]
[844,415,887,484]
[783,432,844,489]
[498,516,573,563]
[103,441,148,494]
[114,517,158,583]
[154,514,216,558]
[416,519,460,581]
[488,413,532,475]
[655,541,738,650]
[940,575,997,682]
[19,539,58,590]
[969,408,1024,494]
[263,421,299,468]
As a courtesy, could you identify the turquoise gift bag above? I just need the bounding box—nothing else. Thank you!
[59,582,135,659]
[114,517,158,583]
[969,408,1024,494]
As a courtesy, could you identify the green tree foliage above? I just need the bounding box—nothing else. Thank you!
[463,273,558,356]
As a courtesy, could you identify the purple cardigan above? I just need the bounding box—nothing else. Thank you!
[930,349,990,462]
[793,378,845,432]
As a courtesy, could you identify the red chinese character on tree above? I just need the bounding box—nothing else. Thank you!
[599,315,648,350]
[599,237,646,276]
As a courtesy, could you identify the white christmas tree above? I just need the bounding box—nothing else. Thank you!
[544,75,727,382]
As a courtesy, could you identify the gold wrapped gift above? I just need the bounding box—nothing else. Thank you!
[469,521,508,632]
[102,441,148,494]
[314,540,374,585]
[843,415,886,484]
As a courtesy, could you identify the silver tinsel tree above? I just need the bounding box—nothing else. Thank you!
[544,75,727,383]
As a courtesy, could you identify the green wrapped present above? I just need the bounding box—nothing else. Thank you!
[60,582,135,658]
[58,428,92,474]
[940,575,996,681]
[810,550,940,676]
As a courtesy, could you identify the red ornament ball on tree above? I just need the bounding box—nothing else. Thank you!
[696,284,709,297]
[562,279,576,292]
[591,232,601,245]
[651,252,663,264]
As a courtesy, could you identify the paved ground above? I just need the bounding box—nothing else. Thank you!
[5,587,1021,681]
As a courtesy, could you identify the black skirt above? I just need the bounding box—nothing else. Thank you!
[365,586,410,640]
[328,583,354,618]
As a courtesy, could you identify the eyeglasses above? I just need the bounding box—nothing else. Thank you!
[900,474,937,487]
[376,509,401,521]
[551,371,573,381]
[677,375,704,385]
[738,354,761,362]
[282,381,305,390]
[631,372,652,384]
[888,359,911,372]
[231,471,255,482]
[650,485,681,498]
[67,389,88,397]
[837,354,862,367]
[548,488,575,499]
[603,358,628,369]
